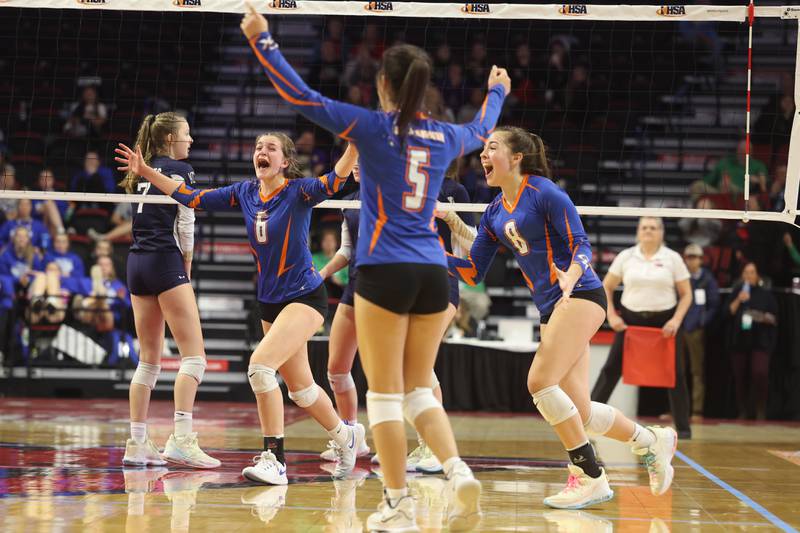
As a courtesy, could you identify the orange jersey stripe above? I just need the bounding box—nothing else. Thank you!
[521,269,535,291]
[188,189,211,209]
[564,208,574,251]
[368,186,388,255]
[457,259,479,286]
[338,119,358,142]
[277,216,294,277]
[248,245,261,274]
[249,37,302,94]
[544,224,557,284]
[176,183,193,195]
[502,175,528,213]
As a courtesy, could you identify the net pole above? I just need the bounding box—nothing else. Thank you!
[784,17,800,221]
[743,0,755,222]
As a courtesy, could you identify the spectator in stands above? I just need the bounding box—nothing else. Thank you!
[88,202,132,243]
[0,199,51,251]
[681,244,719,420]
[70,151,117,194]
[591,217,694,439]
[509,42,535,107]
[32,168,67,235]
[769,163,787,212]
[341,46,379,101]
[310,40,344,99]
[456,88,485,124]
[63,85,108,138]
[350,22,385,61]
[44,232,86,279]
[442,63,466,113]
[294,131,330,177]
[753,90,794,151]
[678,197,723,247]
[0,226,45,291]
[93,238,112,260]
[694,139,768,200]
[544,37,571,111]
[466,41,488,87]
[0,163,20,221]
[725,262,777,420]
[344,85,364,107]
[564,64,591,124]
[313,228,347,295]
[432,42,452,86]
[27,261,70,326]
[74,255,130,333]
[0,272,14,361]
[783,232,800,270]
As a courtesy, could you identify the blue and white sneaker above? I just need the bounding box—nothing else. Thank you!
[543,464,614,510]
[162,433,220,469]
[242,450,288,486]
[332,422,366,479]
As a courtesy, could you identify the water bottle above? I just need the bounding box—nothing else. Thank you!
[792,277,800,294]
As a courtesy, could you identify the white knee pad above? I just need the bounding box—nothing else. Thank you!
[430,371,440,389]
[584,401,616,437]
[403,387,442,425]
[327,372,355,394]
[366,391,404,428]
[248,364,279,394]
[532,385,578,426]
[288,384,320,408]
[131,361,160,390]
[178,356,206,384]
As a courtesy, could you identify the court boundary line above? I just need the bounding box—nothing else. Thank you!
[676,450,798,533]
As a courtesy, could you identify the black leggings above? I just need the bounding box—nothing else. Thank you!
[590,306,691,433]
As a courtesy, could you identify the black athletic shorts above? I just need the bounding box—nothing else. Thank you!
[127,251,190,296]
[540,286,607,325]
[340,272,356,307]
[356,263,449,315]
[259,282,328,323]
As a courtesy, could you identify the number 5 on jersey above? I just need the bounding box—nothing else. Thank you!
[504,220,530,255]
[402,147,430,212]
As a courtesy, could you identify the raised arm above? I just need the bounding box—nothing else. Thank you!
[447,214,498,286]
[299,144,357,206]
[449,68,510,157]
[115,143,240,212]
[241,6,376,142]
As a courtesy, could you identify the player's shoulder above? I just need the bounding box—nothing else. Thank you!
[484,193,503,218]
[154,157,194,179]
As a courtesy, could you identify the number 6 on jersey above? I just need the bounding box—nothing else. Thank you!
[402,147,430,212]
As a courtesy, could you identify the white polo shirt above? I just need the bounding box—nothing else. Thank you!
[608,244,690,312]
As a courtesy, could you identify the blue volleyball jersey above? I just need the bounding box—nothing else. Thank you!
[437,178,473,255]
[341,189,361,275]
[448,175,601,316]
[130,156,194,253]
[171,172,346,304]
[248,32,506,268]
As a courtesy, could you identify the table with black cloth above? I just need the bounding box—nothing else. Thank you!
[638,288,800,420]
[307,339,540,413]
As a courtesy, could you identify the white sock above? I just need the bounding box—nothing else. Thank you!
[128,493,144,516]
[174,411,192,437]
[385,486,408,506]
[130,422,147,444]
[629,424,656,448]
[327,421,350,447]
[443,456,466,478]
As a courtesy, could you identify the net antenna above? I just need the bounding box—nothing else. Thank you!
[0,1,797,225]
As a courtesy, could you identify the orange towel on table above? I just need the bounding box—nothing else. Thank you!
[622,326,676,388]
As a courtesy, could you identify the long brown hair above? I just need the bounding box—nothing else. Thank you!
[495,126,552,179]
[255,132,303,180]
[380,44,432,138]
[119,112,187,193]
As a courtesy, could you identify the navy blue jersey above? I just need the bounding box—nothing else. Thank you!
[436,178,472,254]
[341,189,360,274]
[130,156,195,254]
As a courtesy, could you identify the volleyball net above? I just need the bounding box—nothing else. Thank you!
[0,1,798,226]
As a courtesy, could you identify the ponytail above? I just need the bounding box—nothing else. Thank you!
[379,44,432,138]
[119,112,186,193]
[496,126,552,179]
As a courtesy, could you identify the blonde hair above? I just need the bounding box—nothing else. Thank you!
[119,112,187,193]
[255,132,303,179]
[11,226,36,267]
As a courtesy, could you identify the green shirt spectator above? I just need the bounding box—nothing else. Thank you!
[703,140,768,193]
[313,230,348,287]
